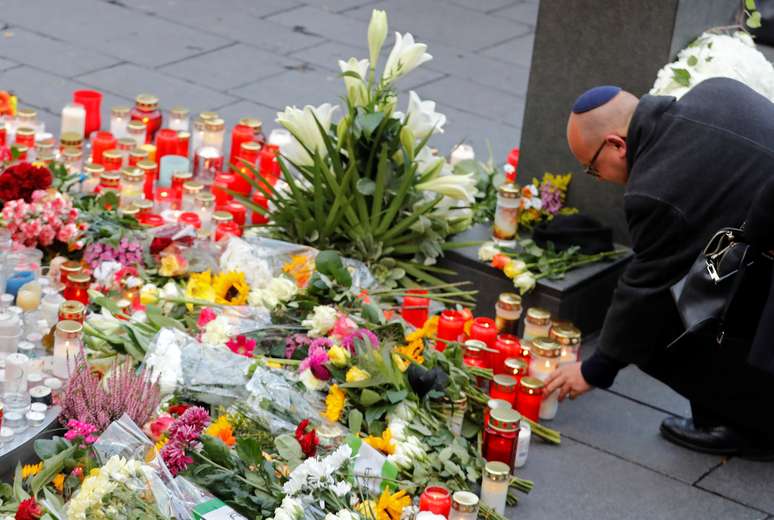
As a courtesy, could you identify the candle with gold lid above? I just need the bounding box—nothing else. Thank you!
[182,181,204,211]
[102,149,122,172]
[523,307,551,340]
[61,147,83,176]
[550,323,582,365]
[110,106,130,139]
[495,292,522,335]
[493,182,521,246]
[130,93,161,143]
[449,491,479,520]
[127,120,146,148]
[480,461,509,515]
[53,320,83,378]
[61,103,86,139]
[59,132,83,153]
[529,337,561,420]
[515,376,543,422]
[120,167,144,208]
[168,106,190,132]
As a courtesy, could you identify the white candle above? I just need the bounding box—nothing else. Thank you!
[4,353,29,396]
[449,491,479,520]
[480,461,509,515]
[0,312,22,359]
[268,128,292,152]
[530,362,559,420]
[529,338,561,421]
[61,103,86,139]
[53,320,83,379]
[450,144,475,166]
[514,422,531,469]
[16,281,41,312]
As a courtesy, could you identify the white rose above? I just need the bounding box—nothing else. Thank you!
[513,272,536,294]
[302,305,338,337]
[268,277,297,302]
[478,241,500,262]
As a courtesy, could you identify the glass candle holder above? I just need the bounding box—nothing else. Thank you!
[0,311,22,359]
[232,140,261,195]
[484,407,520,465]
[481,461,509,515]
[171,171,193,207]
[61,103,86,139]
[102,149,123,172]
[59,132,83,153]
[223,200,246,227]
[250,191,269,225]
[155,128,180,165]
[120,167,144,208]
[436,309,465,351]
[516,376,544,422]
[159,155,189,188]
[229,123,254,166]
[4,353,31,413]
[62,147,83,176]
[16,281,41,312]
[59,300,85,323]
[177,131,190,157]
[493,333,520,374]
[550,322,582,365]
[168,106,190,132]
[495,292,522,335]
[419,485,451,517]
[462,339,488,371]
[213,173,236,207]
[73,89,102,137]
[191,115,207,153]
[128,147,149,167]
[59,261,82,286]
[137,159,158,200]
[195,192,216,237]
[155,187,174,213]
[241,117,266,144]
[182,181,204,211]
[117,137,135,165]
[258,143,281,184]
[523,307,551,340]
[110,106,130,139]
[98,171,120,196]
[127,120,146,148]
[130,93,162,143]
[137,213,164,228]
[64,273,90,306]
[529,337,561,420]
[215,221,241,242]
[504,357,529,392]
[492,182,520,246]
[178,211,201,230]
[490,374,518,407]
[91,131,117,166]
[212,210,233,237]
[514,422,531,470]
[470,317,497,349]
[449,491,479,520]
[401,288,429,329]
[53,320,83,379]
[14,127,35,148]
[483,398,511,446]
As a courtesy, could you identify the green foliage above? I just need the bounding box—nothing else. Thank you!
[671,67,691,87]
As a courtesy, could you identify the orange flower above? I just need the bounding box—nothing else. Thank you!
[283,254,314,287]
[364,428,396,455]
[491,254,510,270]
[205,416,236,447]
[52,473,65,493]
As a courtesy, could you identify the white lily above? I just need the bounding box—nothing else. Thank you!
[368,9,388,68]
[338,57,370,107]
[398,91,446,139]
[383,32,432,83]
[275,103,339,167]
[416,172,477,203]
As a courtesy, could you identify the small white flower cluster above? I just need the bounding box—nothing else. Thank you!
[201,315,233,347]
[651,31,774,101]
[93,260,123,287]
[386,416,428,471]
[302,305,338,338]
[477,241,500,262]
[248,277,298,310]
[269,496,305,520]
[66,456,147,520]
[283,444,353,498]
[324,510,361,520]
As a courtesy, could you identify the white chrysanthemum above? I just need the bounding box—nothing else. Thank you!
[302,305,338,337]
[93,260,123,287]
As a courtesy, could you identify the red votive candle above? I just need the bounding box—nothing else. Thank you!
[213,173,236,207]
[138,160,157,201]
[484,407,520,465]
[494,334,521,374]
[130,94,162,143]
[258,143,281,184]
[229,124,254,166]
[470,317,497,368]
[215,221,241,241]
[484,398,512,445]
[419,485,451,517]
[73,89,102,137]
[59,261,83,286]
[178,211,201,229]
[504,357,529,397]
[155,187,173,212]
[64,273,90,306]
[90,131,116,165]
[251,191,269,224]
[232,141,261,195]
[177,131,190,158]
[401,289,429,328]
[137,213,164,228]
[516,377,544,423]
[223,200,246,227]
[436,309,465,351]
[155,128,179,165]
[490,374,518,407]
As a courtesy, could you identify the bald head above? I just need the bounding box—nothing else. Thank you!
[567,89,639,158]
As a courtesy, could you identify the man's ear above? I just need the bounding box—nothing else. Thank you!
[606,134,627,158]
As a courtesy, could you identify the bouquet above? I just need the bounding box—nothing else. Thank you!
[1,189,85,250]
[0,161,52,203]
[518,172,575,229]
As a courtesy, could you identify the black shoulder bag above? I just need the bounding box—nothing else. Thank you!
[668,225,755,348]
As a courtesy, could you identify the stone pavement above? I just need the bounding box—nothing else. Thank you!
[1,0,771,518]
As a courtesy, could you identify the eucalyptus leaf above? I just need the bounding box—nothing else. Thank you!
[687,55,698,67]
[275,434,304,467]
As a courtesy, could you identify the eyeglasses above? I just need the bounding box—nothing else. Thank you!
[583,140,607,178]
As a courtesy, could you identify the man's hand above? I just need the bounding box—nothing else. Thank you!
[545,362,593,401]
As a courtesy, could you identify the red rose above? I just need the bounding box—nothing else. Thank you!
[294,419,319,458]
[150,237,173,255]
[168,404,191,417]
[15,498,43,520]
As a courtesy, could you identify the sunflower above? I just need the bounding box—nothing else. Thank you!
[322,384,346,422]
[364,428,395,455]
[206,416,237,447]
[213,272,249,305]
[375,489,411,520]
[22,462,43,479]
[52,473,65,493]
[185,270,216,309]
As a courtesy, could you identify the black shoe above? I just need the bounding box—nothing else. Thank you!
[660,417,742,456]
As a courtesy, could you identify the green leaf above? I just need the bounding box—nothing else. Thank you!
[42,487,67,520]
[316,250,345,276]
[687,55,698,66]
[360,388,382,406]
[747,10,762,28]
[34,437,70,460]
[671,67,691,87]
[361,303,384,325]
[348,409,363,434]
[746,0,757,11]
[30,446,76,495]
[274,434,304,468]
[340,70,364,80]
[365,404,390,426]
[386,389,408,404]
[359,112,385,138]
[200,435,234,468]
[13,464,29,501]
[145,304,184,331]
[356,178,376,196]
[236,438,264,467]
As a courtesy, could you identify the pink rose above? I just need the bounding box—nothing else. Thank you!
[331,314,357,340]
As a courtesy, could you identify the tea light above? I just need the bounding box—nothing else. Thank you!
[30,385,52,406]
[44,377,63,392]
[27,372,43,388]
[4,411,25,432]
[523,307,551,340]
[480,461,509,515]
[18,342,36,359]
[0,426,14,444]
[25,411,45,427]
[30,402,48,414]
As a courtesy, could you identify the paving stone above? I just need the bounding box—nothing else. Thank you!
[4,66,132,133]
[0,56,17,71]
[428,104,520,165]
[481,31,535,68]
[697,458,774,514]
[492,0,541,25]
[314,0,383,13]
[547,385,722,484]
[266,5,371,48]
[229,68,343,112]
[214,100,283,136]
[424,43,530,92]
[346,0,532,51]
[413,75,523,127]
[78,63,236,114]
[160,43,304,91]
[123,0,297,19]
[289,41,364,72]
[448,0,520,12]
[0,0,124,43]
[515,438,765,520]
[0,27,119,78]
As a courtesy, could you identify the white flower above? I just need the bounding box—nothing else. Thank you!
[160,281,181,299]
[248,288,276,310]
[299,368,326,392]
[417,513,447,520]
[268,276,297,302]
[521,184,542,210]
[302,305,338,337]
[276,103,339,167]
[368,9,388,66]
[202,315,232,346]
[93,260,123,287]
[513,272,536,294]
[330,480,353,497]
[383,32,432,83]
[416,173,477,203]
[510,259,527,276]
[325,444,352,471]
[478,241,500,262]
[397,91,446,139]
[270,497,304,520]
[125,275,143,289]
[339,58,370,107]
[220,238,274,289]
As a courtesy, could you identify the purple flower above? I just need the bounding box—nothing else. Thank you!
[160,440,194,476]
[342,328,380,352]
[299,343,331,380]
[169,406,210,440]
[539,183,563,215]
[285,333,312,359]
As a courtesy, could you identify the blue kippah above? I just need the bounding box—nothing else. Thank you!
[572,85,621,113]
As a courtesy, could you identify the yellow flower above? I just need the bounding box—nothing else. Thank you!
[213,271,250,305]
[503,259,527,279]
[147,437,167,462]
[140,284,159,305]
[22,462,43,479]
[394,338,424,366]
[376,489,411,520]
[322,384,346,422]
[327,345,351,367]
[282,254,314,287]
[206,416,237,447]
[185,270,216,309]
[52,473,65,493]
[364,428,395,455]
[392,352,409,372]
[346,366,370,383]
[355,500,377,518]
[159,254,184,277]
